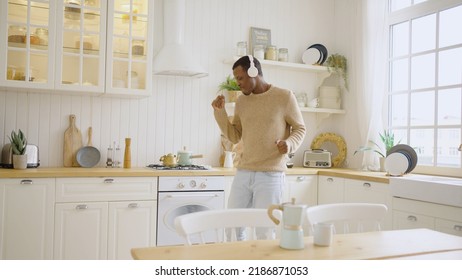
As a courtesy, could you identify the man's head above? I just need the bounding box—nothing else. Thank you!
[232,55,263,95]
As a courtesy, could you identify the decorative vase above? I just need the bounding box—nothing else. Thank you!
[379,157,386,172]
[13,154,27,170]
[227,90,242,102]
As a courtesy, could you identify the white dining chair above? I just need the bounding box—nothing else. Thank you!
[305,203,388,235]
[174,208,280,245]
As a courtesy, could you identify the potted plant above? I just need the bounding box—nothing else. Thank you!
[218,75,241,102]
[325,53,348,90]
[354,130,400,171]
[8,129,28,169]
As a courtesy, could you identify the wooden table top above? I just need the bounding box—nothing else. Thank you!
[131,229,462,260]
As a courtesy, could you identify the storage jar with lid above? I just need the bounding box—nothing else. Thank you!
[8,25,26,43]
[265,45,278,61]
[132,40,144,55]
[35,28,48,45]
[278,48,289,62]
[253,45,265,60]
[236,41,247,57]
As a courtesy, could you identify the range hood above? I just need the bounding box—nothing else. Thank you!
[153,0,208,78]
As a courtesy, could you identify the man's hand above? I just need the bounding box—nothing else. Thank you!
[212,95,225,110]
[275,139,289,154]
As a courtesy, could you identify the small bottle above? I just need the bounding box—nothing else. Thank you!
[114,144,120,168]
[123,138,131,168]
[236,41,247,57]
[278,48,289,62]
[265,45,277,61]
[253,45,265,60]
[106,145,113,167]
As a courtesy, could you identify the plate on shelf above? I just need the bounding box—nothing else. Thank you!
[384,152,409,176]
[302,48,321,65]
[387,144,418,173]
[302,44,328,65]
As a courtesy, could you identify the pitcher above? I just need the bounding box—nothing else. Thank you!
[268,198,306,250]
[223,151,236,168]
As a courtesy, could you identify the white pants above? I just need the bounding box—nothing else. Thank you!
[227,169,285,240]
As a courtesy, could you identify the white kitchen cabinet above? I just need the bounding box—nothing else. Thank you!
[317,175,344,204]
[283,175,317,207]
[343,178,392,230]
[393,197,462,237]
[0,178,55,260]
[54,177,157,260]
[0,0,55,89]
[1,0,153,97]
[55,0,153,96]
[317,176,392,230]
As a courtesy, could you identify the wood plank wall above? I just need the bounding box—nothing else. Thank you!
[0,0,342,168]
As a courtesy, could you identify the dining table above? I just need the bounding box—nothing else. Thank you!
[131,228,462,260]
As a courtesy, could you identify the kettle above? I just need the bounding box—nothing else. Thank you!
[223,151,236,168]
[159,153,178,167]
[268,198,307,250]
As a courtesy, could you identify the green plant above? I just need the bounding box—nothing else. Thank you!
[218,75,240,91]
[8,129,27,155]
[325,53,348,90]
[354,130,399,158]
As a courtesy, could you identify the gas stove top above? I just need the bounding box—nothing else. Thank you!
[146,164,210,170]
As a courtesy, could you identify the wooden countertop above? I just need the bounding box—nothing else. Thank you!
[131,228,462,260]
[0,166,389,183]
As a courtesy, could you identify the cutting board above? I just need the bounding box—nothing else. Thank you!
[63,114,83,167]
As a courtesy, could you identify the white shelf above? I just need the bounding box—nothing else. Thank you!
[224,56,329,73]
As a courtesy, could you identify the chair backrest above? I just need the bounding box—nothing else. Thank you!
[305,203,388,234]
[174,208,280,245]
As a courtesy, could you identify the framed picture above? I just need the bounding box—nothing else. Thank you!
[249,27,271,55]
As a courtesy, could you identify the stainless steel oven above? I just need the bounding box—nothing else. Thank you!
[156,176,225,246]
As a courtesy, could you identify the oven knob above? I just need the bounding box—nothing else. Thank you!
[190,180,197,188]
[199,182,207,189]
[177,182,185,189]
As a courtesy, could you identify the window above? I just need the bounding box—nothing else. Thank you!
[388,0,462,174]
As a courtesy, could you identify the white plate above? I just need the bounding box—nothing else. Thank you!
[385,152,409,176]
[302,48,321,65]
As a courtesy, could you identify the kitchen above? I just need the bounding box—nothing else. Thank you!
[1,0,462,263]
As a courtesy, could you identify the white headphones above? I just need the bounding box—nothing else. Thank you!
[247,55,258,78]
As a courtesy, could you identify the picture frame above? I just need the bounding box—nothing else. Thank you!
[249,27,271,55]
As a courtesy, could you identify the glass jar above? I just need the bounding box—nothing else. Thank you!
[278,48,289,62]
[8,25,26,43]
[132,40,145,55]
[35,28,49,45]
[236,41,247,57]
[265,45,277,61]
[253,45,265,60]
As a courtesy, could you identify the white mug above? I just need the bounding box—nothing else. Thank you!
[313,223,333,246]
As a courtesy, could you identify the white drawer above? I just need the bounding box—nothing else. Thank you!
[435,218,462,237]
[56,177,157,202]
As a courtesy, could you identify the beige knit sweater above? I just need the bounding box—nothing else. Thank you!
[214,85,306,171]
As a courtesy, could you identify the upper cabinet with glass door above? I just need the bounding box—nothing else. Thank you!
[105,0,153,97]
[55,0,107,93]
[0,0,55,89]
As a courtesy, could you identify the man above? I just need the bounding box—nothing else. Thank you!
[212,55,306,239]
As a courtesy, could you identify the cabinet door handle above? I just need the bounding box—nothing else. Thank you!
[20,179,33,185]
[407,215,417,222]
[327,177,334,183]
[363,182,371,188]
[296,176,305,182]
[128,203,139,208]
[454,225,462,231]
[75,204,88,210]
[104,178,114,183]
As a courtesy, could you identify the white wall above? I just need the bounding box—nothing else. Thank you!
[1,0,360,168]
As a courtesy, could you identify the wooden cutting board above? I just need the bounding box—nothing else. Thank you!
[63,114,82,167]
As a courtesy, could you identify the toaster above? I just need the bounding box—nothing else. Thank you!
[303,149,332,168]
[1,144,40,168]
